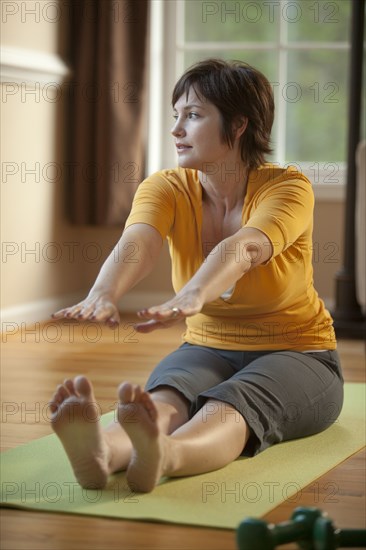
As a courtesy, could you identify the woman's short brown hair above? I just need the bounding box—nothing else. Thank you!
[172,58,274,170]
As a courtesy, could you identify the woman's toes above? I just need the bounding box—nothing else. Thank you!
[64,379,77,395]
[118,382,134,403]
[74,375,93,398]
[49,396,59,413]
[51,385,69,408]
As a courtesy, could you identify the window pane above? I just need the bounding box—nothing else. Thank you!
[287,0,351,42]
[184,0,278,42]
[285,50,349,162]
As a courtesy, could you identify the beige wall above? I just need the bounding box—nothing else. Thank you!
[0,1,173,322]
[0,1,345,323]
[0,1,59,53]
[0,4,115,311]
[313,201,344,305]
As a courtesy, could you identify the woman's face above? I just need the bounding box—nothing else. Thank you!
[171,87,234,170]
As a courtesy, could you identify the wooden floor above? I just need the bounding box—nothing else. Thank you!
[1,316,365,550]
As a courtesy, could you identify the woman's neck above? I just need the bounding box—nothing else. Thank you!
[198,162,249,211]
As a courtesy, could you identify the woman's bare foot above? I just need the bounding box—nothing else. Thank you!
[50,376,110,489]
[117,383,172,493]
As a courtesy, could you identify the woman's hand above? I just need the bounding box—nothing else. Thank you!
[135,288,204,333]
[52,294,120,328]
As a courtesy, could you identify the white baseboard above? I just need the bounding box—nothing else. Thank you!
[0,291,174,328]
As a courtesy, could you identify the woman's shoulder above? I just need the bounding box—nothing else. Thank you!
[253,163,312,188]
[142,167,200,196]
[248,163,313,200]
[146,167,198,183]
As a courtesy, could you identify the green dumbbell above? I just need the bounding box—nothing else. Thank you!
[314,516,366,549]
[236,507,323,550]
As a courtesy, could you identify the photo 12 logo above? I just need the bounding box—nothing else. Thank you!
[1,1,138,24]
[201,1,340,24]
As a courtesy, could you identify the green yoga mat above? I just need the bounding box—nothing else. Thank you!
[1,384,365,529]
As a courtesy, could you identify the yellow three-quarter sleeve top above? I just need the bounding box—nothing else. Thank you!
[124,164,336,351]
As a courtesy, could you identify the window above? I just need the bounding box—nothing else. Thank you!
[149,0,362,199]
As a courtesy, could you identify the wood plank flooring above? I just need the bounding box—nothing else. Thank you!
[1,317,365,549]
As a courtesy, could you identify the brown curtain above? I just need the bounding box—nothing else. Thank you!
[65,0,149,225]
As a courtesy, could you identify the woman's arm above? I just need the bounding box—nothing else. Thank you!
[181,226,272,304]
[52,223,163,326]
[136,226,272,332]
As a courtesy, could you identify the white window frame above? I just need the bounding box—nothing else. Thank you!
[148,0,346,200]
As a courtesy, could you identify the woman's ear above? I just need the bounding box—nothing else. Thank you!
[233,117,248,140]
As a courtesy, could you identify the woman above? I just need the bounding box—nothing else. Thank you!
[51,59,343,493]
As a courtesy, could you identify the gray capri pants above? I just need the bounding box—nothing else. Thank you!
[145,343,344,457]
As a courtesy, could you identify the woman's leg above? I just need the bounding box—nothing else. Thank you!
[118,382,249,493]
[50,344,241,490]
[197,350,344,456]
[50,377,190,489]
[117,349,344,493]
[104,384,190,473]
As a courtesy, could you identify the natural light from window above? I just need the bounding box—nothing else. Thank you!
[149,0,365,199]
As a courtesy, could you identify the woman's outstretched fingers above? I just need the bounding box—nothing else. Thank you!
[137,304,184,321]
[134,304,186,332]
[52,298,120,328]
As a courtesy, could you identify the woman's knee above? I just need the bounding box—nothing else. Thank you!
[282,375,344,440]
